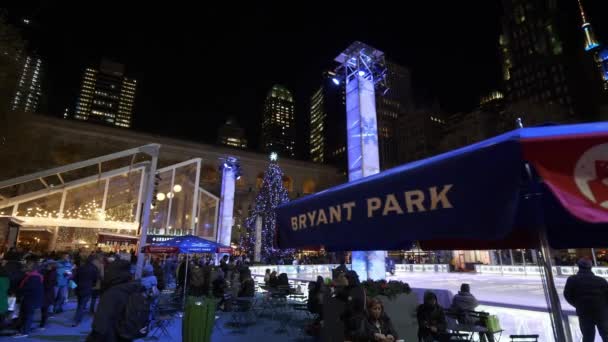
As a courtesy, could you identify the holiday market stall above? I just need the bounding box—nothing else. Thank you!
[276,122,608,342]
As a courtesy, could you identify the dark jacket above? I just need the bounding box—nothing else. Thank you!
[87,282,142,342]
[212,277,226,298]
[18,270,44,311]
[357,315,398,342]
[451,291,479,324]
[417,302,447,339]
[5,260,24,295]
[152,262,165,291]
[268,275,279,288]
[337,285,366,338]
[564,268,608,314]
[42,266,58,307]
[102,260,132,293]
[74,261,99,297]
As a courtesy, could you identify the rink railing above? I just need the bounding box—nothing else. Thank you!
[475,264,608,278]
[249,263,449,276]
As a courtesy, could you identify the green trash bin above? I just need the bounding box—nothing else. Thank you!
[182,296,216,342]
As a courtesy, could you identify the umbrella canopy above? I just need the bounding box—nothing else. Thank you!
[276,122,608,251]
[146,234,231,254]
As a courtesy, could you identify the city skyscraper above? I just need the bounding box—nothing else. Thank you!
[376,61,414,169]
[576,0,608,92]
[217,118,248,149]
[11,54,43,113]
[499,0,605,123]
[261,85,296,158]
[398,105,446,163]
[309,71,345,167]
[74,60,136,128]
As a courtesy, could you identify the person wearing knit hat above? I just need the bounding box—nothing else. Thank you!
[564,257,608,342]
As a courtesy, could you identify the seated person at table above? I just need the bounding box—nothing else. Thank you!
[451,284,494,342]
[417,291,447,342]
[268,271,279,288]
[356,298,397,342]
[451,283,479,323]
[277,273,289,287]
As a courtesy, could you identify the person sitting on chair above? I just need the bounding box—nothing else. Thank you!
[417,291,447,342]
[451,283,494,342]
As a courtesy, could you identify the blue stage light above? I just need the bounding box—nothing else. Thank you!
[332,78,340,85]
[358,70,365,76]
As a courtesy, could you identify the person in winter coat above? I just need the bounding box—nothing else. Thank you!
[90,254,104,314]
[268,271,279,288]
[152,259,165,292]
[356,298,397,342]
[102,259,132,293]
[54,254,73,314]
[177,258,188,291]
[564,258,608,342]
[451,283,479,322]
[14,260,44,338]
[87,281,141,342]
[451,283,494,342]
[40,261,57,329]
[188,264,206,297]
[5,259,24,297]
[338,271,366,340]
[72,255,99,327]
[238,271,255,298]
[140,264,158,293]
[417,291,447,342]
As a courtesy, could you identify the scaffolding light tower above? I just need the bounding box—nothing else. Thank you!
[334,41,390,95]
[334,41,388,280]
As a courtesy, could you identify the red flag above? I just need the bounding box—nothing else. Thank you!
[523,134,608,223]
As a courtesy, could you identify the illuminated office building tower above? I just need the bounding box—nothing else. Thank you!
[74,60,136,128]
[261,85,296,158]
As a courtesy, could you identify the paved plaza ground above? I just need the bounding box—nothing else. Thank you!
[0,299,316,342]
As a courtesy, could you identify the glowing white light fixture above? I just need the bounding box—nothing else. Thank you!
[156,192,166,201]
[173,184,182,193]
[167,192,174,199]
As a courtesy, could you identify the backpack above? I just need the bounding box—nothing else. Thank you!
[116,286,151,339]
[190,266,205,287]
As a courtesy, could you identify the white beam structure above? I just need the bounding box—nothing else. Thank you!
[217,158,238,248]
[335,42,389,280]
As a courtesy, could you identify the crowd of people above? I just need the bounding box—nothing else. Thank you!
[1,245,605,341]
[0,247,268,340]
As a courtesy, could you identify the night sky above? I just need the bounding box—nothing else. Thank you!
[3,1,608,154]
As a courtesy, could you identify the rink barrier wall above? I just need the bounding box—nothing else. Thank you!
[475,264,608,278]
[249,263,449,276]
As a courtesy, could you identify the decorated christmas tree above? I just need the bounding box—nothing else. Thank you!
[242,152,292,261]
